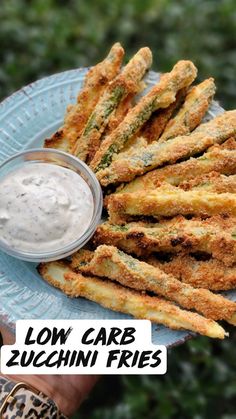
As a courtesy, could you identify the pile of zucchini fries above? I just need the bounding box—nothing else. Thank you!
[40,43,236,339]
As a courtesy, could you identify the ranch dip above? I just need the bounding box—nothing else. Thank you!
[0,163,94,252]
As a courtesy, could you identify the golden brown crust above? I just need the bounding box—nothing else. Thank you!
[180,172,236,193]
[38,260,226,338]
[73,47,152,162]
[39,49,236,341]
[113,137,148,161]
[114,147,236,197]
[91,60,197,171]
[107,187,236,224]
[44,129,70,151]
[93,216,236,266]
[140,87,188,143]
[44,43,124,152]
[37,261,75,294]
[78,245,236,322]
[103,93,134,137]
[219,137,236,150]
[159,78,216,141]
[71,249,94,270]
[146,254,236,291]
[97,111,236,187]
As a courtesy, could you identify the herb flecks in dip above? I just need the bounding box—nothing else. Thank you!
[0,163,94,253]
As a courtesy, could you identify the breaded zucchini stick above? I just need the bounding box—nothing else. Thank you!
[38,261,227,338]
[94,216,236,265]
[108,187,236,224]
[111,137,148,165]
[90,60,197,171]
[103,93,134,136]
[76,245,236,323]
[115,89,187,159]
[159,78,216,141]
[146,255,236,291]
[73,47,152,162]
[116,146,236,195]
[180,172,236,193]
[44,43,124,152]
[219,137,236,150]
[97,110,236,186]
[44,131,71,153]
[140,88,187,143]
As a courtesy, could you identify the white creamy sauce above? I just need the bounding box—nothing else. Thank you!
[0,163,94,252]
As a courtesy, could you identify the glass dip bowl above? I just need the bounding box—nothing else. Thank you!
[0,148,103,262]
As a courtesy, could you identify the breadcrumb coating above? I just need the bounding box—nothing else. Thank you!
[97,111,236,187]
[113,144,236,197]
[73,47,152,162]
[44,42,124,152]
[180,172,236,193]
[108,187,236,224]
[159,78,216,141]
[140,88,188,142]
[146,254,236,291]
[94,216,236,266]
[91,60,197,171]
[76,245,236,323]
[38,260,226,338]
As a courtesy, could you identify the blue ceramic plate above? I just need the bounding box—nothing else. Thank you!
[0,68,233,347]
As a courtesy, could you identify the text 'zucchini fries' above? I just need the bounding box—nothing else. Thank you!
[146,255,236,291]
[74,245,236,323]
[44,43,124,152]
[91,60,197,171]
[97,111,236,186]
[73,47,152,162]
[94,216,236,266]
[38,261,227,339]
[108,187,236,224]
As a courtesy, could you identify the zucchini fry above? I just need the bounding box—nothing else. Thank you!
[103,93,134,136]
[91,60,197,171]
[44,42,124,152]
[44,130,71,152]
[147,255,236,291]
[76,245,236,323]
[180,172,236,193]
[140,87,188,143]
[108,187,236,224]
[97,110,236,186]
[38,260,226,339]
[219,137,236,150]
[116,89,187,157]
[73,47,152,162]
[117,147,236,195]
[159,78,216,141]
[102,138,148,207]
[111,137,148,164]
[97,111,236,186]
[93,216,236,265]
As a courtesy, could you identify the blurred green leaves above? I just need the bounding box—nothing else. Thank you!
[0,0,235,107]
[76,329,236,419]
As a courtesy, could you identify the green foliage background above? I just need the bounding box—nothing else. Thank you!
[1,0,236,108]
[0,0,236,417]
